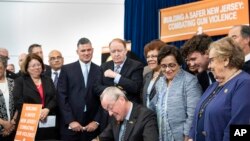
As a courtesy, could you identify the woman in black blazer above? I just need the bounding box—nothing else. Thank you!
[13,53,56,140]
[0,56,17,141]
[142,39,165,107]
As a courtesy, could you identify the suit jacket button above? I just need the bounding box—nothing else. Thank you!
[202,131,207,136]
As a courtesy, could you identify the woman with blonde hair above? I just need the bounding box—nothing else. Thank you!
[189,37,250,141]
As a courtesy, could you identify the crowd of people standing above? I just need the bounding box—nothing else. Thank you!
[0,25,250,141]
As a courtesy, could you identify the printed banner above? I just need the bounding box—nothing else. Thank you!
[14,104,42,141]
[160,0,249,42]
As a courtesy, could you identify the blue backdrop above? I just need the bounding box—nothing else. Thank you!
[124,0,199,64]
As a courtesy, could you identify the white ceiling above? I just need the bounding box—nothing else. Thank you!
[0,0,124,4]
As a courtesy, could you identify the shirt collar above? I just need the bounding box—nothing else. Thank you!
[79,60,91,67]
[114,57,127,69]
[52,69,61,74]
[125,102,133,120]
[245,53,250,62]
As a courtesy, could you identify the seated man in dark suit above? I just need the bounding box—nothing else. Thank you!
[92,86,158,141]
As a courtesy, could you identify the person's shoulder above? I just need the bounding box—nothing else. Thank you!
[126,58,143,66]
[101,60,113,69]
[91,62,100,68]
[235,71,250,81]
[134,103,155,115]
[6,70,18,79]
[62,61,79,69]
[177,69,197,82]
[144,71,153,78]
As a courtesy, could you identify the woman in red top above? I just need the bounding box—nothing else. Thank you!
[13,53,56,140]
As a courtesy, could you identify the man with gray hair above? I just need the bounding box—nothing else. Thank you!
[93,86,158,141]
[0,48,18,79]
[228,25,250,74]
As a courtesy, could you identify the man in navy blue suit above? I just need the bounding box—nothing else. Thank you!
[96,38,143,103]
[57,38,102,141]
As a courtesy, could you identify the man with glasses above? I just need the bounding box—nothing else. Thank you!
[45,50,64,88]
[228,25,250,74]
[96,38,144,103]
[92,86,158,141]
[0,48,18,79]
[181,34,214,92]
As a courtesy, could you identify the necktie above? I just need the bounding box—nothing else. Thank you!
[120,119,128,141]
[114,65,120,73]
[53,71,59,87]
[83,64,88,87]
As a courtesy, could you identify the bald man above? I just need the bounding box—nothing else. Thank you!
[0,48,18,79]
[45,50,64,88]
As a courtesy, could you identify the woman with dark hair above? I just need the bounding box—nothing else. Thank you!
[0,56,17,141]
[142,39,165,107]
[13,53,56,140]
[150,45,202,141]
[189,37,250,141]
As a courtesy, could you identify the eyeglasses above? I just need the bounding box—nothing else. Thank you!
[110,49,125,54]
[160,63,177,70]
[146,55,158,59]
[208,56,218,64]
[28,63,42,68]
[50,56,62,61]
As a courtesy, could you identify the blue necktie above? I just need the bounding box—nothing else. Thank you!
[83,64,88,87]
[114,65,120,73]
[53,71,59,87]
[120,119,128,141]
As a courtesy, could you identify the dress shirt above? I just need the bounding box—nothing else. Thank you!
[114,58,126,84]
[119,102,133,141]
[245,53,250,62]
[52,70,61,82]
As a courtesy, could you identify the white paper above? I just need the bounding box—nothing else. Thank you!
[39,115,56,128]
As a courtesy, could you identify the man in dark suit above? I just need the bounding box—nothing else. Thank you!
[92,86,158,141]
[28,44,51,73]
[45,50,64,88]
[0,48,18,79]
[181,34,214,92]
[95,38,144,132]
[57,37,102,141]
[228,25,250,74]
[96,38,144,103]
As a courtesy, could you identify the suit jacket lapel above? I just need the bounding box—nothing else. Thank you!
[75,61,86,89]
[114,121,122,141]
[143,71,153,105]
[119,59,129,75]
[124,104,138,141]
[25,76,38,92]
